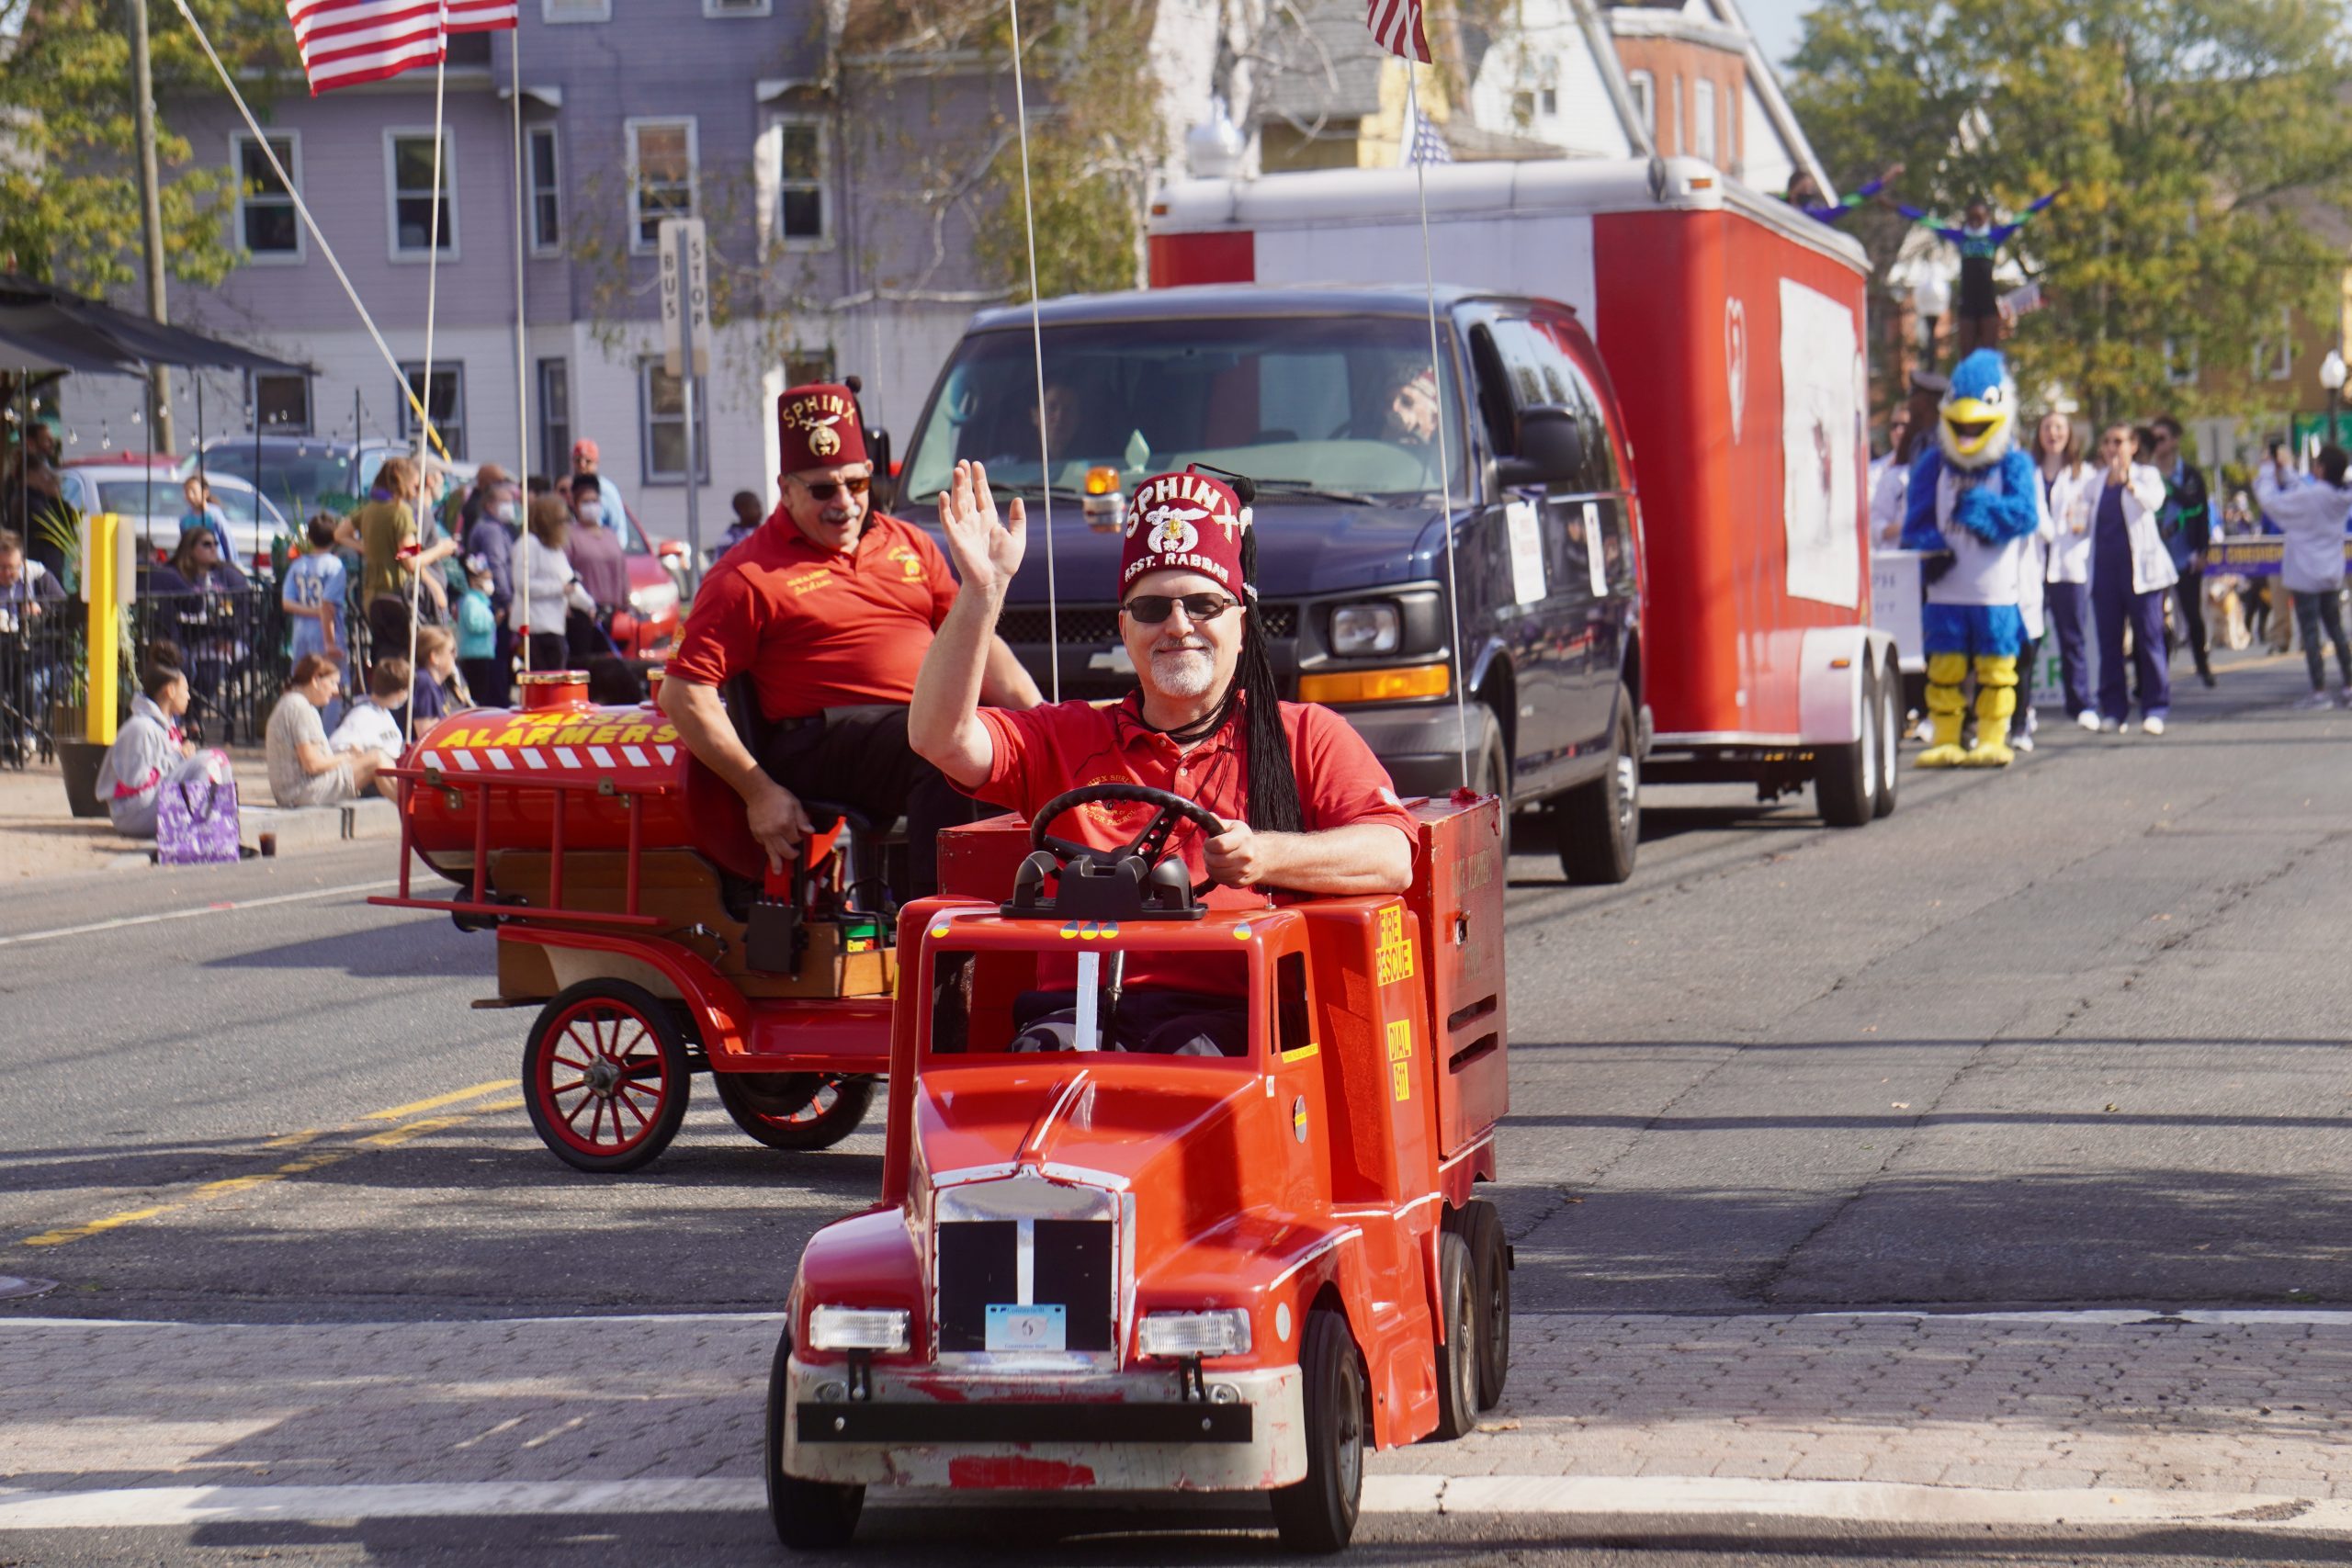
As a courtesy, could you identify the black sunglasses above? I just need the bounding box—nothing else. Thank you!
[1121,592,1238,625]
[797,475,871,501]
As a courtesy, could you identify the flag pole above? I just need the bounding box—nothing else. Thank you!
[406,49,448,747]
[1005,0,1057,704]
[168,0,449,458]
[1405,65,1469,790]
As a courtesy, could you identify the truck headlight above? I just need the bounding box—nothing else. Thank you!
[628,580,680,618]
[1136,1308,1252,1358]
[807,1305,911,1353]
[1329,602,1400,656]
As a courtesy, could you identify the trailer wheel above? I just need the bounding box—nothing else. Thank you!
[766,1323,864,1550]
[523,980,691,1174]
[1557,682,1639,885]
[715,1073,876,1152]
[1271,1309,1366,1553]
[1814,663,1877,829]
[1430,1231,1479,1440]
[1872,654,1901,819]
[1463,1200,1510,1408]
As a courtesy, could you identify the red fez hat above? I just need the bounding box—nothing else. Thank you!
[1119,468,1249,595]
[776,384,869,474]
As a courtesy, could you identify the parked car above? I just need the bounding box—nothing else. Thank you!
[896,282,1645,881]
[195,435,410,525]
[55,462,292,575]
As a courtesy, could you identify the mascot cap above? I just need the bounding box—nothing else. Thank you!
[776,383,868,474]
[1119,468,1249,595]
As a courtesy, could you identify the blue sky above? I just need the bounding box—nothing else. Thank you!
[1739,0,1815,67]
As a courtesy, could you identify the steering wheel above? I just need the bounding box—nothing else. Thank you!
[1029,783,1227,899]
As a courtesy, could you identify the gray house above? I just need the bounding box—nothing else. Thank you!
[62,4,1073,542]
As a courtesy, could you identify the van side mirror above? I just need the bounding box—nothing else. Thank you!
[1496,405,1584,489]
[866,426,894,509]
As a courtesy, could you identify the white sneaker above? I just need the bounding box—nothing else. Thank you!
[2294,690,2335,710]
[2012,731,2035,752]
[2098,716,2122,733]
[2142,714,2167,736]
[2076,710,2102,732]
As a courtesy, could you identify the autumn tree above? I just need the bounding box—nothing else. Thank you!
[1788,0,2352,424]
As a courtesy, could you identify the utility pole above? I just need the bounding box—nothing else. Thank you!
[128,0,175,456]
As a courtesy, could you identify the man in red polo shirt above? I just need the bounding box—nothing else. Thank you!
[661,385,1039,895]
[912,458,1414,898]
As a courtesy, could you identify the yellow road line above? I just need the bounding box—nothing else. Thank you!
[361,1079,517,1122]
[17,1085,534,1248]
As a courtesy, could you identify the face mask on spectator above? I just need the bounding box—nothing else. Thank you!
[493,500,518,524]
[577,502,604,525]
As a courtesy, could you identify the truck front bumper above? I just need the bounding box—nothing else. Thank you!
[782,1357,1306,1491]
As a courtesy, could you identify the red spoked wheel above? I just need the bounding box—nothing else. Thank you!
[523,980,692,1173]
[713,1072,876,1153]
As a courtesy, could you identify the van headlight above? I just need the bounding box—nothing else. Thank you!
[629,580,679,618]
[807,1305,911,1352]
[1329,601,1400,656]
[1136,1309,1251,1358]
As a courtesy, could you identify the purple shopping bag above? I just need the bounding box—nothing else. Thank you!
[157,763,243,865]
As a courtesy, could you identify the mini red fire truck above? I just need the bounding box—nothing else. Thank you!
[375,670,899,1171]
[765,782,1512,1552]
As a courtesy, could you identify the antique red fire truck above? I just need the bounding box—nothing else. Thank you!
[376,669,899,1171]
[765,781,1512,1552]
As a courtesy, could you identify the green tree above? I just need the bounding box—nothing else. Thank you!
[1788,0,2352,424]
[0,0,297,292]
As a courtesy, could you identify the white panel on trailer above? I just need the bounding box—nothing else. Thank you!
[1253,215,1599,321]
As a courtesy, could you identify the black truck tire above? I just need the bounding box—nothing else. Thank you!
[765,1325,864,1550]
[1815,663,1877,829]
[1430,1230,1480,1440]
[1272,1309,1367,1553]
[1556,682,1639,885]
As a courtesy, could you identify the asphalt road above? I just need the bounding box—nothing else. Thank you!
[2,644,2347,1562]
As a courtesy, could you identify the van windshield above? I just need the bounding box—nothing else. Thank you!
[902,317,1466,505]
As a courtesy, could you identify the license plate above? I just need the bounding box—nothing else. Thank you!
[985,1303,1068,1352]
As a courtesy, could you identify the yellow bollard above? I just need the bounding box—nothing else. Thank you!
[84,510,119,745]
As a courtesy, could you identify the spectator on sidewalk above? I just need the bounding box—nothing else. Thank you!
[459,464,518,706]
[563,472,629,617]
[330,656,411,773]
[267,653,384,807]
[2088,423,2177,735]
[1871,370,1947,547]
[281,515,347,672]
[2148,416,2215,689]
[356,457,455,662]
[2034,413,2098,728]
[5,424,65,575]
[715,490,763,561]
[398,625,470,732]
[569,439,633,541]
[96,661,230,839]
[177,474,234,562]
[514,496,596,673]
[454,558,501,704]
[0,528,64,628]
[2250,443,2352,708]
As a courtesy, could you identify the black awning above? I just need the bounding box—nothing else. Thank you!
[0,274,312,376]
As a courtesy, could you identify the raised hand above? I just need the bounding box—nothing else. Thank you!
[934,459,1026,598]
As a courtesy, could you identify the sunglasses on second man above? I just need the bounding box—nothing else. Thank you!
[1121,592,1239,625]
[795,475,872,502]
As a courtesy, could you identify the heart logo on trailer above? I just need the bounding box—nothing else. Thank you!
[1724,298,1748,444]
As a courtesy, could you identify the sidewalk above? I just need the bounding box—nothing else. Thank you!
[0,1311,2343,1514]
[0,750,272,882]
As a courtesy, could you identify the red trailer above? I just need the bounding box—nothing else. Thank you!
[1148,156,1901,824]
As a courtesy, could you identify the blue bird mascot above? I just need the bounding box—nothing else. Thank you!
[1900,349,2044,767]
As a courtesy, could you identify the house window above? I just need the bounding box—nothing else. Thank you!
[639,360,710,484]
[2256,308,2294,382]
[628,118,697,253]
[1626,70,1655,136]
[232,133,300,260]
[774,117,829,245]
[705,0,769,14]
[252,372,311,434]
[537,358,571,480]
[2164,338,2199,387]
[399,363,466,460]
[526,126,561,254]
[542,0,606,20]
[386,130,456,257]
[1693,79,1717,164]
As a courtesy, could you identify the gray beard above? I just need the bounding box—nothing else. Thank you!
[1149,648,1217,699]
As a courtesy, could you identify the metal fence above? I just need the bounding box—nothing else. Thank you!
[0,585,379,768]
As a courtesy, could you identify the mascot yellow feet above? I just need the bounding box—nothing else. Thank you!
[1916,653,1969,768]
[1961,654,2018,768]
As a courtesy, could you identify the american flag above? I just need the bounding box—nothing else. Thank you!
[1366,0,1430,62]
[1404,105,1453,166]
[445,0,518,29]
[285,0,444,93]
